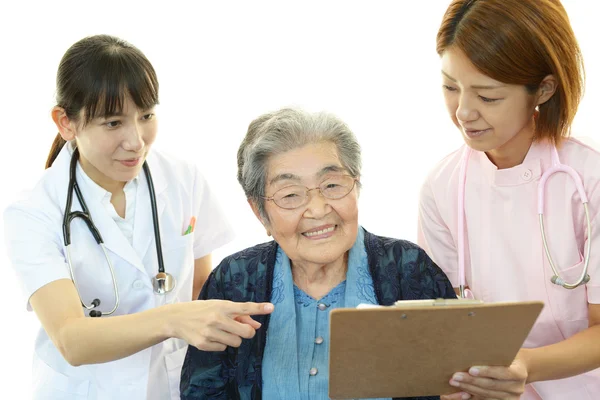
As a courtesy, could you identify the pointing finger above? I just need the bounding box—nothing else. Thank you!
[226,302,274,317]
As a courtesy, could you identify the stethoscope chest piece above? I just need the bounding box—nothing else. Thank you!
[152,272,176,294]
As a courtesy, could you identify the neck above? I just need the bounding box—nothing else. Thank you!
[291,254,348,300]
[79,154,125,195]
[486,119,535,170]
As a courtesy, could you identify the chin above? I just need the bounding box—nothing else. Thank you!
[305,246,349,265]
[463,137,496,153]
[114,170,140,182]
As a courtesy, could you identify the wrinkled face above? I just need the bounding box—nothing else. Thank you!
[74,95,157,189]
[259,142,359,268]
[441,47,537,153]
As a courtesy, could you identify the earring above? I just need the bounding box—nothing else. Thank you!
[266,230,271,237]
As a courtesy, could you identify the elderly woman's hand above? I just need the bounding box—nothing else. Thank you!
[440,352,529,400]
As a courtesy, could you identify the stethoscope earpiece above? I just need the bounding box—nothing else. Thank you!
[551,273,591,289]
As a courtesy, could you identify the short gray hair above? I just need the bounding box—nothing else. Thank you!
[237,107,362,221]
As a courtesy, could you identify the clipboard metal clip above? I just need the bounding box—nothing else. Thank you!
[393,298,484,307]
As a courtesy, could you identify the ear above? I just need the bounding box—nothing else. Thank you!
[536,75,558,106]
[51,106,77,141]
[247,198,271,235]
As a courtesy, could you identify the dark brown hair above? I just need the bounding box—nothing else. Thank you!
[46,35,159,168]
[437,0,584,143]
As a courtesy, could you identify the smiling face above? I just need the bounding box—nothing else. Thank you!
[55,95,157,191]
[257,141,359,269]
[441,47,539,162]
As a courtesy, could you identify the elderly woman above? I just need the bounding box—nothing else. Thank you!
[180,108,455,400]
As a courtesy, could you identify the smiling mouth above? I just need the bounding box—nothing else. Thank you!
[119,158,142,167]
[303,226,336,237]
[464,128,491,138]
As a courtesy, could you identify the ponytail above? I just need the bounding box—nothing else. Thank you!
[45,133,67,169]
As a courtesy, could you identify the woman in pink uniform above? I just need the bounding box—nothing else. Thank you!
[418,0,600,399]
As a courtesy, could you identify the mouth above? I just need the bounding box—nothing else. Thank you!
[302,224,336,239]
[118,157,142,167]
[463,128,491,139]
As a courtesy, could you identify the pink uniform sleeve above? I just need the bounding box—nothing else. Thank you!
[417,177,460,288]
[583,183,600,304]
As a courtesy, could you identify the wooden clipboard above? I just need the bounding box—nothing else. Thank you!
[329,299,543,399]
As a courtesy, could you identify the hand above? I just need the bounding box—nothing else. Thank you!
[167,300,274,351]
[440,354,529,400]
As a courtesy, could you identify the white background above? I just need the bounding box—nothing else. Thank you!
[0,0,598,395]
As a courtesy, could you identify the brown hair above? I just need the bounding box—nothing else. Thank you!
[45,35,159,168]
[436,0,584,144]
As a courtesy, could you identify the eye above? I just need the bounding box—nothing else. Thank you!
[142,113,155,121]
[479,96,499,103]
[442,85,457,92]
[105,120,121,128]
[274,185,305,200]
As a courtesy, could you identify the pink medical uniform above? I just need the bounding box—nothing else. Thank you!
[418,138,600,399]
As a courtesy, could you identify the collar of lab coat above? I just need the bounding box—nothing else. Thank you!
[52,143,168,275]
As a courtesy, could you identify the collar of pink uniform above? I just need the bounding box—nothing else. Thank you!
[476,140,553,187]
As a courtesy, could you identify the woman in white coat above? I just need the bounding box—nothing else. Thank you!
[3,34,274,400]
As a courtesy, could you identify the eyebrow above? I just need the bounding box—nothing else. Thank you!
[100,112,124,118]
[268,165,346,185]
[441,71,505,89]
[318,165,345,177]
[96,106,156,120]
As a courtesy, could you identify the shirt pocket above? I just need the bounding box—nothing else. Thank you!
[157,234,195,304]
[547,257,590,337]
[32,356,90,399]
[165,345,189,400]
[162,232,195,253]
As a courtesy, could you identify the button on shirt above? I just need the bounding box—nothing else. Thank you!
[293,282,345,398]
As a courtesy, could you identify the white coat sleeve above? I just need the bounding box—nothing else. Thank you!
[4,204,71,310]
[190,168,235,260]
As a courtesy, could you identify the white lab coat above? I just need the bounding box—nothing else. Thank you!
[4,144,234,400]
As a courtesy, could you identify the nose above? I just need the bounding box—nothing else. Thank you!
[122,122,145,152]
[456,94,479,124]
[302,188,331,219]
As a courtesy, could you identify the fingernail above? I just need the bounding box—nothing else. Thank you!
[264,303,274,312]
[469,367,480,376]
[449,379,460,387]
[452,373,464,381]
[461,393,471,400]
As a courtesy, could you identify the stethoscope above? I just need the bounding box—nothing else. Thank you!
[457,145,591,299]
[63,148,175,317]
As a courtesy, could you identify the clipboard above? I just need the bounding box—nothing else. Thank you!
[329,299,543,399]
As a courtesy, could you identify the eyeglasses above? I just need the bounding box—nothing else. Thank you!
[264,175,358,210]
